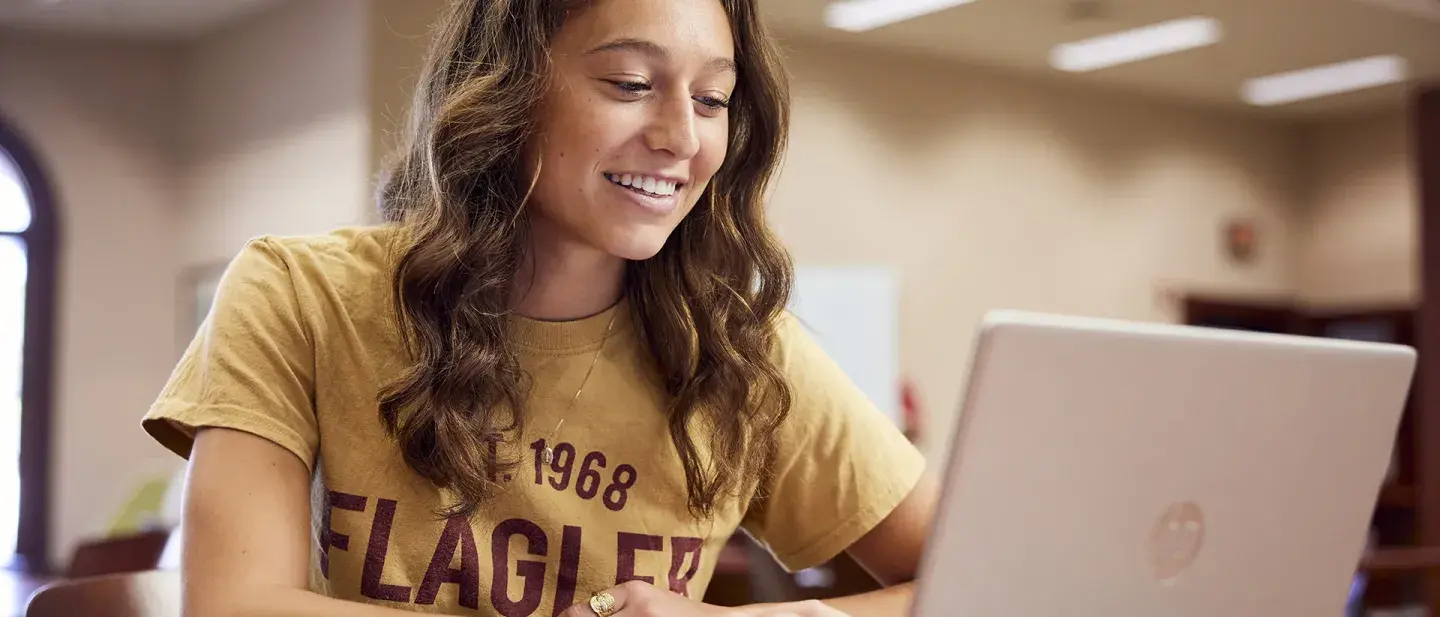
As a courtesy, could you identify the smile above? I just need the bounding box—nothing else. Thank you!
[605,173,681,198]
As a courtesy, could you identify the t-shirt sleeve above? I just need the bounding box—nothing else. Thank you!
[142,238,320,471]
[740,313,927,572]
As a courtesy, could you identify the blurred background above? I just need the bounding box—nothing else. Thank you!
[1,0,1439,615]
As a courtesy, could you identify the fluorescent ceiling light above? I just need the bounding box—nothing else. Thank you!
[1242,55,1408,106]
[1050,16,1222,72]
[824,0,978,32]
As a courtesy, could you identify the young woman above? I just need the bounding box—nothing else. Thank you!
[142,0,936,615]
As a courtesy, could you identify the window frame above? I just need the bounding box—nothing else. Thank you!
[0,116,58,575]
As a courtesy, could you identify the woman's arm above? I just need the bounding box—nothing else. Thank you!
[712,473,940,617]
[811,472,940,616]
[182,427,415,617]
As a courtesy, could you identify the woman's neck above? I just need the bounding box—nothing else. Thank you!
[512,223,626,321]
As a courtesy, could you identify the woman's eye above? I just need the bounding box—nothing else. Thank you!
[695,96,731,111]
[608,80,650,95]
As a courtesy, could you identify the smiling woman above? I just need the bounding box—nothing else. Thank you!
[140,1,933,616]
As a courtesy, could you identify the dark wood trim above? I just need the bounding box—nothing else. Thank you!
[1181,295,1305,333]
[1363,547,1440,574]
[63,529,171,578]
[1415,83,1440,614]
[1304,305,1417,321]
[1183,294,1416,329]
[0,115,59,575]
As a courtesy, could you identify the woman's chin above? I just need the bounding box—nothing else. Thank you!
[603,233,674,262]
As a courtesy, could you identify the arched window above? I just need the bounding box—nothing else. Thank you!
[0,119,57,574]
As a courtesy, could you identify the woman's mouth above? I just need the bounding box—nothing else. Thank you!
[605,173,682,198]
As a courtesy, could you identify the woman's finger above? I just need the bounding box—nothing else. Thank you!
[568,580,647,616]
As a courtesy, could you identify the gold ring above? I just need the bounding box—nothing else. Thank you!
[588,591,618,617]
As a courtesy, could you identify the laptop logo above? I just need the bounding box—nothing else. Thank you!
[1148,501,1205,583]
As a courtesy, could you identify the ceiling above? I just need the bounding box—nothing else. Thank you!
[0,0,280,39]
[762,0,1440,120]
[2,0,1438,119]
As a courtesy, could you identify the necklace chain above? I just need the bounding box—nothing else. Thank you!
[540,308,619,464]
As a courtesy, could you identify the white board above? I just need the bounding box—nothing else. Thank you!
[788,266,902,426]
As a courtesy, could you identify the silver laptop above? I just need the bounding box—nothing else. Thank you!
[910,310,1416,617]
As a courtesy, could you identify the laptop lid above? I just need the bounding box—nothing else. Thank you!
[910,310,1415,617]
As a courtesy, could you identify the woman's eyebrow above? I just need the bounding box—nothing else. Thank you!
[586,37,737,75]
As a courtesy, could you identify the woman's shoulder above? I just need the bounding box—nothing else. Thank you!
[234,224,402,289]
[252,224,401,270]
[767,310,818,366]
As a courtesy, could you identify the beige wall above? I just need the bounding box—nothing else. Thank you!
[179,0,371,266]
[368,0,448,194]
[0,30,188,567]
[0,0,375,566]
[1296,112,1417,308]
[771,38,1305,456]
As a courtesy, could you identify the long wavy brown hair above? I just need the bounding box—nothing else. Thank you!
[376,0,794,519]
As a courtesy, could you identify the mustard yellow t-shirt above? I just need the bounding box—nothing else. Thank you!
[142,226,925,615]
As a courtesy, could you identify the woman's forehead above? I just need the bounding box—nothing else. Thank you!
[554,0,735,63]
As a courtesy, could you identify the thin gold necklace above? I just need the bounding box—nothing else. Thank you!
[539,308,619,464]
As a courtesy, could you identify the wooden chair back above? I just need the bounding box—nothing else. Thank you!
[25,570,179,617]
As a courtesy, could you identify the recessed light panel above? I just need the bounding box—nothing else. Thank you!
[1241,55,1408,106]
[1050,17,1223,73]
[824,0,979,33]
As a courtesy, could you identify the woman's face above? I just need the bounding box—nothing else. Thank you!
[527,0,736,261]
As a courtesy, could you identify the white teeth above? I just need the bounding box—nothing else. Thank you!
[608,173,679,196]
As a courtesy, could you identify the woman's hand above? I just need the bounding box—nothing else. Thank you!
[558,581,851,617]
